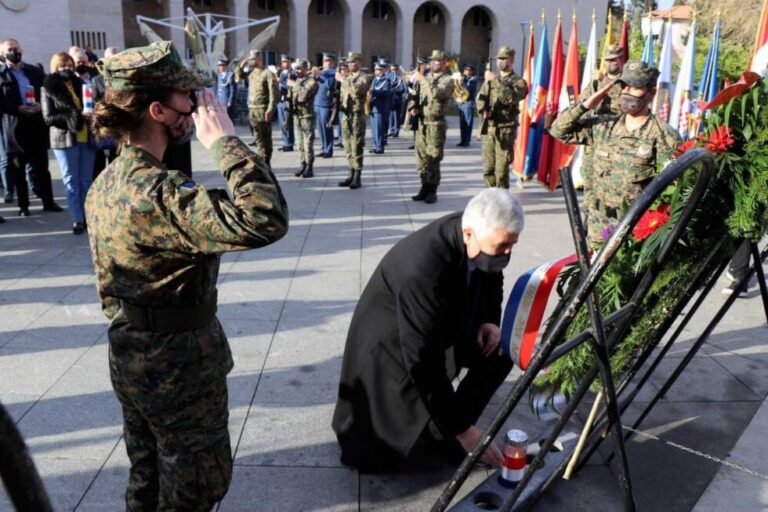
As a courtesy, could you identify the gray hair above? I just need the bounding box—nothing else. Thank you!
[461,188,525,238]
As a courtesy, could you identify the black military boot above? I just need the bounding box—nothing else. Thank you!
[302,163,314,178]
[411,183,428,201]
[424,184,438,204]
[349,170,361,189]
[294,162,306,177]
[338,169,354,187]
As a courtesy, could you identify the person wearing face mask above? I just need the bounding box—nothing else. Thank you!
[0,38,64,215]
[332,188,524,473]
[476,46,529,188]
[550,60,681,246]
[69,48,94,85]
[583,44,625,116]
[86,41,289,510]
[41,52,97,234]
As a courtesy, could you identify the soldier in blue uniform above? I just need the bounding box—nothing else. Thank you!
[457,64,478,147]
[334,58,347,148]
[314,52,337,158]
[277,54,295,152]
[369,62,391,154]
[215,58,237,120]
[388,63,406,138]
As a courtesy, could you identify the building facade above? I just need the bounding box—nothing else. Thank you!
[1,0,605,72]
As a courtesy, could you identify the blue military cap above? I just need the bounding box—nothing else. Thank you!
[280,54,291,61]
[378,59,390,67]
[417,56,430,65]
[463,63,475,71]
[322,52,336,61]
[374,62,384,70]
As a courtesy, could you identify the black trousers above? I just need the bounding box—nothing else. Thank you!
[7,149,54,208]
[728,240,751,283]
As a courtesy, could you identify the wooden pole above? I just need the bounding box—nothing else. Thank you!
[563,390,604,480]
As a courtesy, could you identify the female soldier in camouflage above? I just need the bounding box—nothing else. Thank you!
[86,42,289,510]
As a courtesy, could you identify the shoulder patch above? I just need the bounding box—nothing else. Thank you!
[180,181,197,189]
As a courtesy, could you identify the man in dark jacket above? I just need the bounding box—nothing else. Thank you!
[332,188,524,472]
[0,38,62,215]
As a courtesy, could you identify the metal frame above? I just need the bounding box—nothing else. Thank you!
[433,148,725,511]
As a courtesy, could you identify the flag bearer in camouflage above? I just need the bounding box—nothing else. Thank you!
[242,50,279,167]
[550,60,679,247]
[476,46,528,188]
[289,59,318,178]
[407,49,454,204]
[337,51,370,190]
[86,41,289,511]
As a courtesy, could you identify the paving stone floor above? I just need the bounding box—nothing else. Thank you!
[1,122,767,511]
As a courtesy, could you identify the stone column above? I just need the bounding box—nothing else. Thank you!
[397,3,415,67]
[447,9,462,56]
[167,0,186,56]
[229,0,250,60]
[293,0,310,59]
[348,2,364,52]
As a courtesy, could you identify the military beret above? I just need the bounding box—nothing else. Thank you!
[430,49,446,61]
[322,52,336,61]
[604,44,624,61]
[347,51,363,62]
[497,46,515,60]
[618,60,660,89]
[97,41,211,92]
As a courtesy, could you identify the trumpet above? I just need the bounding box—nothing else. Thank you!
[448,58,469,104]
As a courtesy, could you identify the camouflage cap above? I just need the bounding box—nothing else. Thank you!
[295,58,309,68]
[618,60,660,89]
[496,46,515,60]
[97,41,212,92]
[430,49,446,61]
[604,44,624,61]
[347,51,363,62]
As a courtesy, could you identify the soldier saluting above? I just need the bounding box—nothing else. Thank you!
[550,60,680,246]
[408,49,454,204]
[475,46,528,188]
[87,41,288,510]
[288,59,319,178]
[583,44,625,115]
[337,51,371,190]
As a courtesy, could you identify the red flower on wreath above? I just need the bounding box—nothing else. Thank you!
[675,139,697,158]
[700,125,735,154]
[632,206,671,242]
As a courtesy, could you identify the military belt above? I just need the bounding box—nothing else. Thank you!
[120,292,217,333]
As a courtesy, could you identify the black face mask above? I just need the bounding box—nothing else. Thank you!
[473,251,510,274]
[6,50,22,64]
[57,70,73,80]
[619,92,649,115]
[75,64,89,75]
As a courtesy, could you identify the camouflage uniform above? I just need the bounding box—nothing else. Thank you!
[88,42,289,511]
[550,60,680,246]
[407,50,454,189]
[339,52,371,187]
[476,47,528,188]
[290,67,318,168]
[246,66,279,164]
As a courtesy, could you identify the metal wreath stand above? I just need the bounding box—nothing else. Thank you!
[433,147,768,512]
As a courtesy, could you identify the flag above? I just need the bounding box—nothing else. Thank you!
[749,0,768,74]
[690,18,721,136]
[619,12,629,66]
[536,14,564,189]
[600,8,614,73]
[523,18,550,179]
[512,23,535,178]
[641,20,655,66]
[571,12,598,189]
[653,18,674,122]
[670,19,696,137]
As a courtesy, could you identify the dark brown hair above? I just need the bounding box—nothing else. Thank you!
[90,88,172,141]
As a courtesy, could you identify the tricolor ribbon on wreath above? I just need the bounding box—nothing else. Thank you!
[501,254,579,370]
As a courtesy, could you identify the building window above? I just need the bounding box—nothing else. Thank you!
[258,0,276,10]
[263,51,276,66]
[372,1,389,20]
[423,5,441,25]
[317,0,334,16]
[473,8,490,29]
[71,30,107,51]
[193,0,214,6]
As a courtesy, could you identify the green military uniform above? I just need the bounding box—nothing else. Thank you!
[550,60,680,246]
[88,41,289,511]
[476,46,528,188]
[290,61,319,176]
[408,50,454,192]
[339,52,371,188]
[246,65,279,164]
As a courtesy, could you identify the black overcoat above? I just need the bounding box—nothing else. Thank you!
[332,212,503,458]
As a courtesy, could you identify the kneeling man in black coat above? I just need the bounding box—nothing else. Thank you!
[332,188,524,471]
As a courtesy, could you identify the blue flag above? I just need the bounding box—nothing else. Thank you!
[523,20,550,179]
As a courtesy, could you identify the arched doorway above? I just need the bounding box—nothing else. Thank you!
[250,0,292,67]
[460,6,495,71]
[307,0,348,67]
[361,0,400,68]
[412,2,448,63]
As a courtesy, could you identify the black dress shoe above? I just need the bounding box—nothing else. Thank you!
[18,207,30,217]
[334,143,344,148]
[43,202,64,212]
[407,145,414,150]
[248,141,257,147]
[0,215,5,224]
[4,193,13,203]
[321,153,332,158]
[73,222,84,235]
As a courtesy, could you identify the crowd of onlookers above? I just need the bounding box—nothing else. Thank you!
[0,38,118,234]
